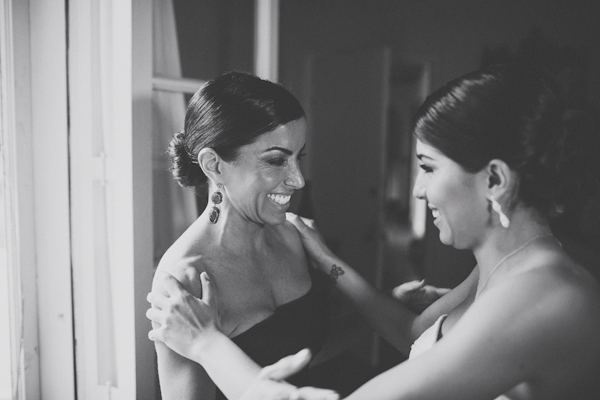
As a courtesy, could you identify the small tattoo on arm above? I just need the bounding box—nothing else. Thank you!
[329,264,344,283]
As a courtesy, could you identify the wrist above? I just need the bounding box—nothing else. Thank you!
[191,331,263,400]
[189,329,228,365]
[314,252,340,272]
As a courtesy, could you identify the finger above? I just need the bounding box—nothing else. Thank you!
[259,348,312,381]
[286,213,309,231]
[145,307,164,325]
[288,389,301,400]
[299,216,315,229]
[156,271,186,297]
[402,279,426,292]
[392,279,425,298]
[148,327,162,342]
[433,287,451,297]
[146,291,170,310]
[200,272,214,306]
[296,387,340,400]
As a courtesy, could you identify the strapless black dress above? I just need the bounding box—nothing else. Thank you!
[215,268,331,399]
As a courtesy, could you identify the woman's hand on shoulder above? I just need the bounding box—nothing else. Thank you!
[147,271,223,362]
[286,213,338,271]
[154,256,206,297]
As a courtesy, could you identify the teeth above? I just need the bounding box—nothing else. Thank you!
[267,194,291,205]
[432,209,440,219]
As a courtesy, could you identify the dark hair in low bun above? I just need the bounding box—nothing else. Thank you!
[168,71,305,187]
[168,129,205,187]
[414,63,600,219]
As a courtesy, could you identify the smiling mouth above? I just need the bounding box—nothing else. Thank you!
[430,208,440,219]
[267,194,291,206]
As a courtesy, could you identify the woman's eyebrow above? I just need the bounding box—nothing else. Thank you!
[264,144,306,155]
[417,154,433,161]
[264,146,292,155]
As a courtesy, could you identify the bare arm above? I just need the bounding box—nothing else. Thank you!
[152,266,216,400]
[311,254,476,354]
[344,272,588,400]
[287,213,477,354]
[148,272,341,400]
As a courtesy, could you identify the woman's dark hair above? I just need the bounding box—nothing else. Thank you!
[413,63,600,219]
[168,71,305,187]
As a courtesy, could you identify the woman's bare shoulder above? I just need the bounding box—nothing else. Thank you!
[270,220,305,253]
[521,251,600,313]
[154,248,209,298]
[471,258,600,356]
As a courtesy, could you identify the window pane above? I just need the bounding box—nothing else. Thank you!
[172,0,254,80]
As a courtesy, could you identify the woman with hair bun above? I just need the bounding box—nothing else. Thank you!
[150,71,334,400]
[148,64,600,399]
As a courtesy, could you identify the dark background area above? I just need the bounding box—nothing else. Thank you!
[173,0,600,288]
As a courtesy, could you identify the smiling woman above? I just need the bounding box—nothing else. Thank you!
[151,71,332,400]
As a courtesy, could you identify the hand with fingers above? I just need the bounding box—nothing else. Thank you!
[286,213,336,272]
[391,279,451,313]
[146,271,221,359]
[240,349,340,400]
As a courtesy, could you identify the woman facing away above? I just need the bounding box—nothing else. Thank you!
[147,64,600,400]
[151,71,439,400]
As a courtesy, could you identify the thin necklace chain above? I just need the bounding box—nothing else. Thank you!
[478,233,554,294]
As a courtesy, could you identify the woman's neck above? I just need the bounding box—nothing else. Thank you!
[196,204,275,255]
[473,206,554,292]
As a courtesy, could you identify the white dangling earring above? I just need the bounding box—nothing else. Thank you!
[488,195,510,228]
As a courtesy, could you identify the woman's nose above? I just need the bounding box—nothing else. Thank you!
[412,171,426,200]
[285,163,305,189]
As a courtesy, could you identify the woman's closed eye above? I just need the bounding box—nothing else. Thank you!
[267,157,287,166]
[419,163,433,173]
[266,152,305,166]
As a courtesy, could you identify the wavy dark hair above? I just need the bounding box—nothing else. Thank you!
[413,63,600,219]
[168,71,305,187]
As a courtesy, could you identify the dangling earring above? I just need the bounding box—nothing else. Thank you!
[209,183,223,224]
[488,195,510,228]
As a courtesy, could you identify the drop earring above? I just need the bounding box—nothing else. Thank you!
[209,183,223,224]
[489,195,510,228]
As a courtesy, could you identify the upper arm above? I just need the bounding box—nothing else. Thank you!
[152,262,216,400]
[347,273,587,400]
[412,265,478,337]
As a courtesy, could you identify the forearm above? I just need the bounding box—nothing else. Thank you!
[317,254,418,353]
[156,341,216,400]
[188,332,263,400]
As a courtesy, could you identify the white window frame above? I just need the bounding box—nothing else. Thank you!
[153,0,279,95]
[68,0,156,398]
[2,0,279,398]
[2,0,74,399]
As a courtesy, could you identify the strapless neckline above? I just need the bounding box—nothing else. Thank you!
[230,279,317,340]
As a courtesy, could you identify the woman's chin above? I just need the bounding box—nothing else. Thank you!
[438,230,453,246]
[260,212,287,226]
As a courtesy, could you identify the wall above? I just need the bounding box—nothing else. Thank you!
[279,0,600,287]
[280,0,600,107]
[173,0,254,81]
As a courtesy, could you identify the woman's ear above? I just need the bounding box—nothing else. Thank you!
[197,148,222,182]
[485,159,515,200]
